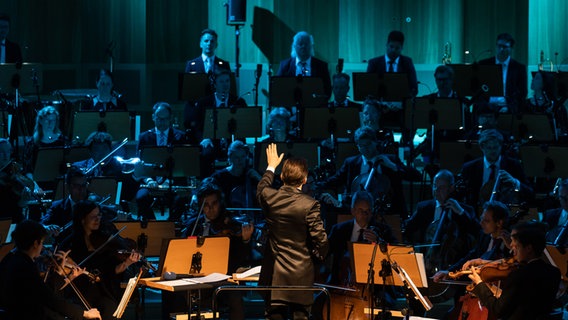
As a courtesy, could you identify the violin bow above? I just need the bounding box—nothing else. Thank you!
[84,137,128,175]
[77,225,127,267]
[190,199,207,237]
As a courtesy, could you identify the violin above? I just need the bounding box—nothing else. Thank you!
[449,257,520,293]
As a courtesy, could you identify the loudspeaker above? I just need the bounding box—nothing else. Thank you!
[227,0,246,25]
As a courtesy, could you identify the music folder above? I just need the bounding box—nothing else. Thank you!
[269,76,326,107]
[449,63,503,97]
[352,72,410,101]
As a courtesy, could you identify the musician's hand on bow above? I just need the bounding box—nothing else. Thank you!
[432,270,449,283]
[375,154,397,171]
[468,266,483,285]
[266,143,284,168]
[200,138,214,149]
[146,179,158,188]
[462,258,489,271]
[320,192,341,207]
[498,170,518,187]
[45,224,62,236]
[83,308,101,319]
[443,198,464,215]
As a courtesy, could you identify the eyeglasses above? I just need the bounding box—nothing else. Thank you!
[497,45,511,50]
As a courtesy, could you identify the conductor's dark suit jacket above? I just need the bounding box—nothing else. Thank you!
[184,55,230,74]
[366,54,418,97]
[478,57,527,114]
[276,56,332,99]
[257,170,329,305]
[322,154,421,219]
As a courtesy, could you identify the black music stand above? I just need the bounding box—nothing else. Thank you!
[139,145,201,178]
[114,221,176,257]
[0,63,42,94]
[203,106,262,139]
[33,148,67,183]
[352,72,411,102]
[178,72,237,101]
[439,141,482,175]
[498,113,554,142]
[302,107,360,139]
[255,141,319,175]
[72,111,130,142]
[406,98,463,130]
[449,64,503,97]
[269,76,326,107]
[520,145,568,178]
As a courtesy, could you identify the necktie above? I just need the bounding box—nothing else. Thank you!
[489,164,496,181]
[159,132,167,146]
[357,229,365,242]
[205,57,211,73]
[367,161,374,173]
[387,61,394,73]
[299,61,308,76]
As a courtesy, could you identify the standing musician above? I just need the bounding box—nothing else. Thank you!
[319,126,420,220]
[257,144,329,320]
[0,220,101,319]
[459,129,532,213]
[184,28,230,74]
[405,169,479,274]
[467,222,560,319]
[59,200,140,320]
[81,69,127,112]
[0,13,22,64]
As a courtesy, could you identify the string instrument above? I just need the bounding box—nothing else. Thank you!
[350,164,392,215]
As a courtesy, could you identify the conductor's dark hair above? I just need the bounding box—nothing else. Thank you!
[281,157,308,187]
[387,30,405,45]
[13,220,47,251]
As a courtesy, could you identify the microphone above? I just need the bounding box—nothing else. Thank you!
[336,58,344,74]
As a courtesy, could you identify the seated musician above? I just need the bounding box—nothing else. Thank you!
[0,138,35,223]
[404,169,479,266]
[136,101,188,220]
[59,200,140,320]
[173,181,252,320]
[81,68,127,112]
[360,97,394,142]
[319,126,420,220]
[543,178,568,247]
[328,73,361,109]
[263,107,296,143]
[210,140,262,209]
[467,222,560,319]
[0,220,101,319]
[459,129,532,213]
[522,70,568,137]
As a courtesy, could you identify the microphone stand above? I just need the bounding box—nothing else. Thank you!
[376,242,392,320]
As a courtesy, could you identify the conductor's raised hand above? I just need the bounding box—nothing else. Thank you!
[266,143,284,168]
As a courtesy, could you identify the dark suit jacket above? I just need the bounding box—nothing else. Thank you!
[366,54,418,97]
[137,127,187,149]
[276,56,332,98]
[448,231,511,273]
[543,208,568,245]
[257,170,328,304]
[472,259,560,319]
[185,94,247,142]
[184,55,230,73]
[4,39,22,64]
[42,197,73,227]
[404,199,479,244]
[327,100,363,110]
[478,57,528,114]
[327,219,395,285]
[460,156,532,209]
[322,154,421,218]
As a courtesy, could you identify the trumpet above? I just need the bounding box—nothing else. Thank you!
[538,50,555,72]
[442,42,452,65]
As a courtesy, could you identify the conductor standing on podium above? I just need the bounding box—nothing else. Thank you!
[257,144,329,320]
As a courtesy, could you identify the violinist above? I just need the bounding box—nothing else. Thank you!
[404,169,479,253]
[0,220,101,319]
[0,138,34,223]
[542,178,568,247]
[59,200,140,320]
[319,126,420,220]
[467,221,561,319]
[210,140,262,209]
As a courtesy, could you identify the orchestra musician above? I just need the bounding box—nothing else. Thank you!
[264,107,295,143]
[404,169,479,272]
[210,140,262,209]
[328,73,361,109]
[459,129,532,213]
[542,178,568,247]
[467,221,560,319]
[0,219,101,319]
[319,126,420,220]
[0,13,22,64]
[257,143,329,320]
[81,69,127,112]
[276,31,332,99]
[478,33,527,115]
[184,28,230,74]
[59,200,140,320]
[136,101,188,220]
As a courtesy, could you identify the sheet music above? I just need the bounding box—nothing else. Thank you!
[113,271,142,319]
[234,266,261,279]
[415,253,428,288]
[154,272,231,287]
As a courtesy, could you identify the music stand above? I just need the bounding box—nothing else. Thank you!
[520,145,568,178]
[302,107,360,139]
[0,218,12,244]
[439,141,482,174]
[33,148,66,182]
[406,98,463,130]
[139,145,201,178]
[178,72,237,101]
[544,245,567,283]
[203,106,262,139]
[269,76,326,107]
[114,221,175,257]
[498,114,554,142]
[157,237,230,277]
[0,63,43,94]
[352,72,411,101]
[335,142,359,169]
[449,64,503,97]
[255,141,319,175]
[73,111,130,142]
